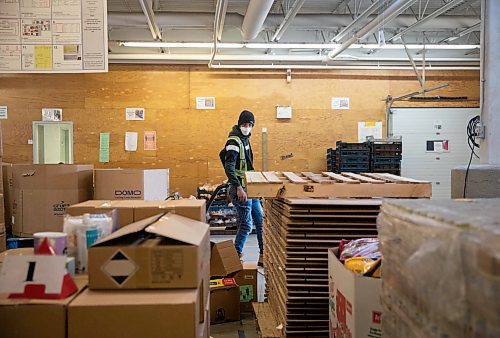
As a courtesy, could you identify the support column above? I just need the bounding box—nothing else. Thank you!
[480,0,500,164]
[451,0,500,198]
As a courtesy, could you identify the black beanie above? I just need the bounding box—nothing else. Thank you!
[238,110,255,126]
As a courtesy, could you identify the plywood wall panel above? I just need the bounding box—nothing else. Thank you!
[0,66,479,196]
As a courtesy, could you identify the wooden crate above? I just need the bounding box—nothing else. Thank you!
[245,172,432,198]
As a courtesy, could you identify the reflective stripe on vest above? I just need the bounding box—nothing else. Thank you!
[227,136,248,186]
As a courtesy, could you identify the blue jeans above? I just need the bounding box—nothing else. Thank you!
[230,185,263,255]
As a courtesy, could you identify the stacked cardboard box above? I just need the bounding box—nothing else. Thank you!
[210,240,242,323]
[94,168,169,200]
[68,213,210,338]
[67,199,206,226]
[0,277,88,338]
[2,164,94,236]
[378,199,500,338]
[264,198,381,337]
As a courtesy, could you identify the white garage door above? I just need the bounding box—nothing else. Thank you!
[391,107,480,199]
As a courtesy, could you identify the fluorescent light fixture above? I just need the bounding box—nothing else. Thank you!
[120,41,480,51]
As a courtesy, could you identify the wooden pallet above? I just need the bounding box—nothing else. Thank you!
[245,171,432,198]
[253,302,285,338]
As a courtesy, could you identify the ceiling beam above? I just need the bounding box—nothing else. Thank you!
[331,0,388,42]
[271,0,307,41]
[138,0,162,40]
[439,22,481,43]
[328,0,419,60]
[389,0,465,42]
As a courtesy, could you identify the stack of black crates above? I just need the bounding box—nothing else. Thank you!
[327,139,402,175]
[327,141,370,173]
[370,140,402,175]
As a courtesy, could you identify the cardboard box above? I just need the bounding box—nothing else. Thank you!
[0,277,87,338]
[210,285,240,324]
[2,163,13,227]
[232,261,258,312]
[66,200,135,228]
[68,287,208,338]
[133,199,206,222]
[66,199,207,226]
[11,164,94,235]
[328,248,382,338]
[89,213,210,290]
[210,240,243,277]
[94,168,169,201]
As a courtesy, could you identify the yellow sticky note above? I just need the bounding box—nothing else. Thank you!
[35,46,52,70]
[365,122,377,127]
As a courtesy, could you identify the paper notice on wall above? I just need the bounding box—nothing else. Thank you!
[0,106,7,119]
[125,132,138,151]
[126,108,145,120]
[144,131,157,151]
[0,0,107,72]
[42,108,63,121]
[196,97,215,110]
[358,122,382,142]
[427,140,449,153]
[331,97,350,110]
[99,132,110,162]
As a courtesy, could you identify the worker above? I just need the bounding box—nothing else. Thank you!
[223,110,263,266]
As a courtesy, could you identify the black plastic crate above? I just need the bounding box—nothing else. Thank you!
[338,150,370,157]
[340,155,371,164]
[371,157,402,165]
[372,150,402,158]
[339,163,369,170]
[370,142,402,152]
[336,141,370,151]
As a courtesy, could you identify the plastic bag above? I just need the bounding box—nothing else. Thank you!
[340,238,381,261]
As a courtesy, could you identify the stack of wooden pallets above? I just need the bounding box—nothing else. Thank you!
[263,197,381,337]
[247,171,432,337]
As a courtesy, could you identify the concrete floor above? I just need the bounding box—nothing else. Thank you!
[210,234,265,338]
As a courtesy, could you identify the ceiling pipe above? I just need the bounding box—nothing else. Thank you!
[331,0,388,43]
[271,0,307,41]
[389,0,465,42]
[241,0,275,40]
[328,0,419,60]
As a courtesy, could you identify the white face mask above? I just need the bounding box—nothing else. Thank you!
[240,126,252,136]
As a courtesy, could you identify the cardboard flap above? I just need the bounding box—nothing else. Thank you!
[93,214,164,246]
[145,213,208,246]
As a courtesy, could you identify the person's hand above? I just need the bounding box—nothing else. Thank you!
[237,186,248,203]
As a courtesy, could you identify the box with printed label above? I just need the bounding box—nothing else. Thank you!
[88,213,210,290]
[68,286,208,338]
[232,261,258,312]
[328,248,382,338]
[0,277,87,338]
[11,164,94,235]
[94,168,169,201]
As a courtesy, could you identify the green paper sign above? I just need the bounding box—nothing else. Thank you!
[99,132,110,163]
[240,285,254,302]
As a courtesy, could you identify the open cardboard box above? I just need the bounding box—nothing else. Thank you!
[88,213,210,290]
[328,248,382,338]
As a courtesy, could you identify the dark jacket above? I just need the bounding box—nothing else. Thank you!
[224,125,254,187]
